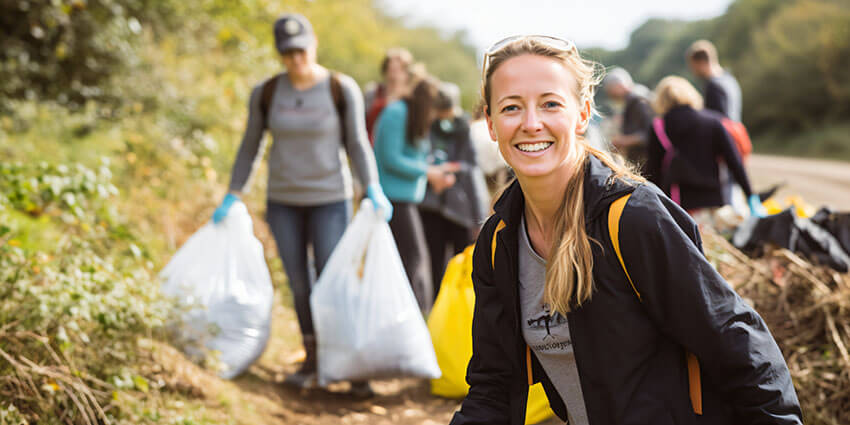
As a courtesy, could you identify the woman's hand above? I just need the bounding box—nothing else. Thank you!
[427,162,461,194]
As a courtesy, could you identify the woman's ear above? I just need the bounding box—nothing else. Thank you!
[576,99,591,135]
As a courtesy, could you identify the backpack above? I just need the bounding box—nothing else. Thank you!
[259,72,347,145]
[486,193,703,415]
[652,117,719,205]
[720,118,752,163]
[608,194,703,415]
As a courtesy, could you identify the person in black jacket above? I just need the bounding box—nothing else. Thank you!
[420,82,490,298]
[450,35,802,425]
[644,75,764,223]
[686,39,745,208]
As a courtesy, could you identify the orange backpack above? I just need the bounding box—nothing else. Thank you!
[720,119,752,163]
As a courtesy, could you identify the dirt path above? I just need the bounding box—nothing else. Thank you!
[221,301,562,425]
[748,154,850,211]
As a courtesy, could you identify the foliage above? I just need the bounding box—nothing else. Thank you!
[0,0,179,108]
[0,1,484,422]
[739,0,850,133]
[1,0,481,113]
[0,160,174,423]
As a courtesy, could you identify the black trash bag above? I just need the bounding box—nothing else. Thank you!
[811,207,850,257]
[733,208,850,272]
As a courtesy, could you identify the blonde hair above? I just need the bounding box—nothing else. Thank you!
[482,37,645,314]
[652,76,704,114]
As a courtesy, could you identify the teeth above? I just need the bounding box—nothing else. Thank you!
[517,142,553,152]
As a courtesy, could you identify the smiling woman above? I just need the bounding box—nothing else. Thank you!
[450,36,803,425]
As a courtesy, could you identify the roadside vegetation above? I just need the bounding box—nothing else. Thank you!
[0,0,478,422]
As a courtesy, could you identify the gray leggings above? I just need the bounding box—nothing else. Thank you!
[266,199,352,337]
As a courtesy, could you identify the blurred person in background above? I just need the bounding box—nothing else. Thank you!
[373,77,460,313]
[687,39,745,210]
[686,40,741,122]
[419,82,489,298]
[603,67,653,171]
[364,48,415,143]
[211,13,391,396]
[469,99,511,193]
[645,76,764,227]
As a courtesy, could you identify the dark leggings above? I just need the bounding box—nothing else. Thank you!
[266,200,352,338]
[388,201,433,313]
[419,209,472,299]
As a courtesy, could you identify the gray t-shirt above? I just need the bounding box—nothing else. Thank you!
[228,71,378,205]
[519,215,589,425]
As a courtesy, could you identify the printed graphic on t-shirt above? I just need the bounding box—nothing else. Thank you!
[523,302,573,353]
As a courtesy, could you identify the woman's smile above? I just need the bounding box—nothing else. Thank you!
[515,141,554,154]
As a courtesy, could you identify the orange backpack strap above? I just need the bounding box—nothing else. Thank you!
[608,193,703,415]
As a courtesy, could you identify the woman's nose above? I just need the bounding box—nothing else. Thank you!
[521,109,544,133]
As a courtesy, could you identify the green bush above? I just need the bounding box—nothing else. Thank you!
[0,0,178,108]
[0,161,172,423]
[739,0,850,133]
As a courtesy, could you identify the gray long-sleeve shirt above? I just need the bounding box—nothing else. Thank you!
[228,71,378,205]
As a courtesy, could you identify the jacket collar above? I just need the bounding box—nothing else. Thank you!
[492,154,637,231]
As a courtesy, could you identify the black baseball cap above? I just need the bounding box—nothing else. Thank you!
[273,13,314,53]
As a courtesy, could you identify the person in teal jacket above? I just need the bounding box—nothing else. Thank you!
[373,77,460,312]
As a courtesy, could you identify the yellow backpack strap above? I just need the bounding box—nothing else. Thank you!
[490,220,506,269]
[608,194,640,301]
[607,193,703,415]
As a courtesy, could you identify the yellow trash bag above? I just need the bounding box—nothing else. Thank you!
[428,245,556,425]
[763,195,816,218]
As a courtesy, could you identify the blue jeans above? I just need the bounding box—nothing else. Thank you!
[266,200,352,338]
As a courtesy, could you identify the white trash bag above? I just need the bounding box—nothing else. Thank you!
[310,201,441,385]
[160,200,273,379]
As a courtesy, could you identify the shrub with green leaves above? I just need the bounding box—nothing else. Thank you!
[0,0,179,108]
[0,160,172,423]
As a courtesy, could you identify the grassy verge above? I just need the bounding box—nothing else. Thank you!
[754,122,850,162]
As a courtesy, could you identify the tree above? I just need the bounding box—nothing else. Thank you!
[0,0,177,106]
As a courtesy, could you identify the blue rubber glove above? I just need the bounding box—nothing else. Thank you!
[212,193,239,224]
[366,183,393,221]
[748,193,767,218]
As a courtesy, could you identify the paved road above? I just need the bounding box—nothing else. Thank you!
[748,154,850,212]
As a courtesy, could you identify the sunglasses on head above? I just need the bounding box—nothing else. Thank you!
[482,35,577,75]
[486,35,576,55]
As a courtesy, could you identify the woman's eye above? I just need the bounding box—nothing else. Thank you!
[543,101,561,109]
[501,105,519,113]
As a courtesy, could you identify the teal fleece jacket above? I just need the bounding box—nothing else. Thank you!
[373,100,430,203]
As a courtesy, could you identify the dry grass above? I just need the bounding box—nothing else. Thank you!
[703,229,850,425]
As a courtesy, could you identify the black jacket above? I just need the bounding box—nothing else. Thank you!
[420,115,489,229]
[645,105,753,210]
[450,155,802,425]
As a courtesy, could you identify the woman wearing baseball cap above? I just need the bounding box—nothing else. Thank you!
[212,13,391,397]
